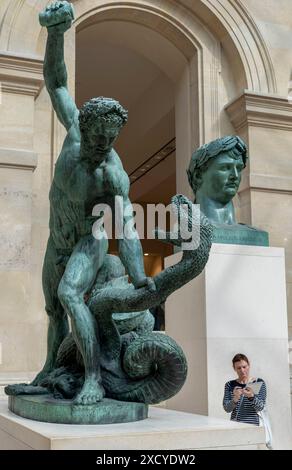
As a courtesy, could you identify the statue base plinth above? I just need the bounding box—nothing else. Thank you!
[0,400,265,449]
[212,224,269,246]
[165,244,292,450]
[8,394,148,424]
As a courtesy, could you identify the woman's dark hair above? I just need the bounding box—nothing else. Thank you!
[232,353,249,367]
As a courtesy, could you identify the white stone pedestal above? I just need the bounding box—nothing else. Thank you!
[165,244,292,450]
[0,399,265,450]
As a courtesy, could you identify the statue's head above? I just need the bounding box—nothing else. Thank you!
[79,97,128,158]
[187,135,247,205]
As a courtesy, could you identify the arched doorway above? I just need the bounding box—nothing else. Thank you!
[75,20,178,201]
[72,1,248,291]
[75,19,182,287]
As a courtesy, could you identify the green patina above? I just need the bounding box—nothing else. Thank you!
[8,395,148,425]
[187,136,269,246]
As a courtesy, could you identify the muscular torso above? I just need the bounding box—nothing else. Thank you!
[50,120,129,251]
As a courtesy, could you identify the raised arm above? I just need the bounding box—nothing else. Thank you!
[40,1,78,130]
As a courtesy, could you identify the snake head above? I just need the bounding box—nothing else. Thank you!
[154,194,212,249]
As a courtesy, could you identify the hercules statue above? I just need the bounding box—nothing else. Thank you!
[5,2,213,423]
[32,1,155,405]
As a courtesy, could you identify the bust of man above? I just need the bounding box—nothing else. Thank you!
[187,135,269,245]
[187,136,246,225]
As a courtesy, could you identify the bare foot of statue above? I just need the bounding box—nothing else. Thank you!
[74,376,105,405]
[5,383,47,396]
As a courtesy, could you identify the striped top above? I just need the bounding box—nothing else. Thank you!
[223,378,266,425]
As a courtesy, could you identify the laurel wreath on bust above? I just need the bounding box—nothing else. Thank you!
[187,135,247,188]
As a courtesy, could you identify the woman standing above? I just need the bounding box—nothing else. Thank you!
[223,353,266,425]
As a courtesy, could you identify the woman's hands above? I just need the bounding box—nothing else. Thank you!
[233,385,254,403]
[242,386,254,399]
[233,386,243,403]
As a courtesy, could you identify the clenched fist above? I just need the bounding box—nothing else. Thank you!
[39,1,74,32]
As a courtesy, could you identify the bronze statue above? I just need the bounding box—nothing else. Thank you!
[5,2,213,424]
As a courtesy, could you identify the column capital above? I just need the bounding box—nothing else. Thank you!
[225,91,292,132]
[0,52,43,98]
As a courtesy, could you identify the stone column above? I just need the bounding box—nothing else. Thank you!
[225,91,292,337]
[0,53,45,386]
